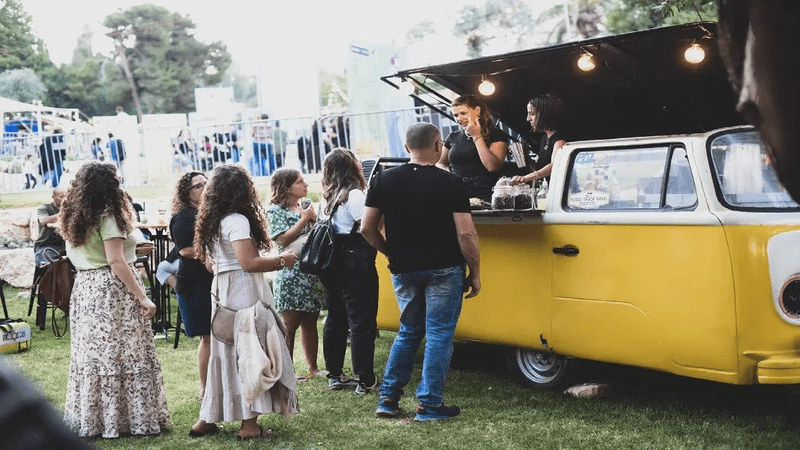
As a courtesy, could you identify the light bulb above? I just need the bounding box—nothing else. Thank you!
[398,80,415,96]
[577,53,595,72]
[478,79,495,96]
[684,43,705,64]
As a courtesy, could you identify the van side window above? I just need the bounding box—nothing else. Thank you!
[565,145,696,211]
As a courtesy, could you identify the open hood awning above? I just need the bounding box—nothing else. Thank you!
[382,22,745,142]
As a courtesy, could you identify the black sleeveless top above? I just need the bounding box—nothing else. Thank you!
[537,131,564,170]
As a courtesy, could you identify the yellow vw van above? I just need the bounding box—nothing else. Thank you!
[371,126,800,389]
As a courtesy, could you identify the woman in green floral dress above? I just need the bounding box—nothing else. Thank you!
[267,168,327,378]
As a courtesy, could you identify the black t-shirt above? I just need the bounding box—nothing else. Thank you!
[169,208,213,296]
[444,128,507,200]
[365,163,470,274]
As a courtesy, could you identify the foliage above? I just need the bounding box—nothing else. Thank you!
[606,0,718,33]
[0,68,45,103]
[0,0,53,75]
[0,234,32,249]
[218,66,258,108]
[452,0,538,58]
[102,4,233,115]
[319,68,347,109]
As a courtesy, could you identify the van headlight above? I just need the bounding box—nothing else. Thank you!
[767,231,800,325]
[780,275,800,319]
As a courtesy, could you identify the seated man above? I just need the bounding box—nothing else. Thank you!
[156,247,180,289]
[34,186,66,267]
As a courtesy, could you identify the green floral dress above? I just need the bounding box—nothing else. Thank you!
[267,204,326,313]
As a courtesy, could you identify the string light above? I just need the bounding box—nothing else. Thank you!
[577,52,595,71]
[478,77,495,96]
[684,42,705,64]
[398,78,415,96]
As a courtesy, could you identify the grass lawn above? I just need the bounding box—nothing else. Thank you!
[3,283,800,450]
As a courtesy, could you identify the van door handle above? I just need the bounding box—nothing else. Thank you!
[552,245,579,256]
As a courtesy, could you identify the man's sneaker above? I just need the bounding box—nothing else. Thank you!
[327,374,359,391]
[413,404,461,421]
[354,380,379,396]
[375,398,401,418]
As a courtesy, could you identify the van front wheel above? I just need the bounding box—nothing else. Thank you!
[506,347,571,390]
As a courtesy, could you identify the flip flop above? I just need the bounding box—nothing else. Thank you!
[296,376,310,383]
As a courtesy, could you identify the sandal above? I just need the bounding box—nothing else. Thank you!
[237,427,273,440]
[189,423,220,438]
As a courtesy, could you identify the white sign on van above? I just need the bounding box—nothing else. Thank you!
[568,190,611,209]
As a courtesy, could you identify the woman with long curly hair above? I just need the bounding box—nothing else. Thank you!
[319,148,379,394]
[168,171,213,400]
[437,94,509,201]
[60,161,169,438]
[267,168,326,379]
[190,164,299,440]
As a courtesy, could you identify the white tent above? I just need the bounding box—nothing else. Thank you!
[2,96,86,134]
[0,96,39,114]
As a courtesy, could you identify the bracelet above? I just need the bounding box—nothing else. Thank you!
[278,254,286,268]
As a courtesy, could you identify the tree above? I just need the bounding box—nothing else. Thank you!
[606,0,717,34]
[0,68,45,103]
[319,68,347,110]
[102,4,232,120]
[0,0,53,76]
[452,0,538,58]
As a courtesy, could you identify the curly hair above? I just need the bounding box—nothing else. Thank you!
[194,164,271,263]
[322,148,367,215]
[528,94,566,133]
[269,168,301,208]
[60,161,134,247]
[171,171,206,213]
[451,94,497,141]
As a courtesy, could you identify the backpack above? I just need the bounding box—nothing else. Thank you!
[298,203,340,276]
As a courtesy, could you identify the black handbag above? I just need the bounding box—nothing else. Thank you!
[298,203,341,276]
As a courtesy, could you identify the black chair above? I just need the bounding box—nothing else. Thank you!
[1,279,8,320]
[134,254,156,299]
[28,265,48,330]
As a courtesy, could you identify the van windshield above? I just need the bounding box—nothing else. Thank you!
[709,130,800,210]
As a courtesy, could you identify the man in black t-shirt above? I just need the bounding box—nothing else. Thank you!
[362,122,481,422]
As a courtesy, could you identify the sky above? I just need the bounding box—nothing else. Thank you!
[23,0,468,71]
[19,0,561,116]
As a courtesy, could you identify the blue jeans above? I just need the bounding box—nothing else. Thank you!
[250,143,275,176]
[379,265,465,407]
[42,164,63,187]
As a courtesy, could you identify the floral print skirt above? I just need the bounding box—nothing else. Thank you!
[63,265,170,438]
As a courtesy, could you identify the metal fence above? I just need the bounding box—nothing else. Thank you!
[0,106,460,194]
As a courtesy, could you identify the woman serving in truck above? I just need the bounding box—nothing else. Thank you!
[437,95,509,201]
[512,94,567,185]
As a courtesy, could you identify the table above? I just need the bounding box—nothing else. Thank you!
[136,223,175,339]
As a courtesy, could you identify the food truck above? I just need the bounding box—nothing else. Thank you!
[374,23,800,389]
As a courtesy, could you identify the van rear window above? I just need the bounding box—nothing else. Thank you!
[709,130,799,210]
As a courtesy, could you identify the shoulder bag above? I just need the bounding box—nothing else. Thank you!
[37,253,75,337]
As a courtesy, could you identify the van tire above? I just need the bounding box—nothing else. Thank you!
[506,347,572,390]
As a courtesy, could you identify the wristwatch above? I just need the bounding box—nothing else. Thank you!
[279,255,286,267]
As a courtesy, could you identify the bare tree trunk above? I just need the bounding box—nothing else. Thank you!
[115,42,143,123]
[108,28,143,124]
